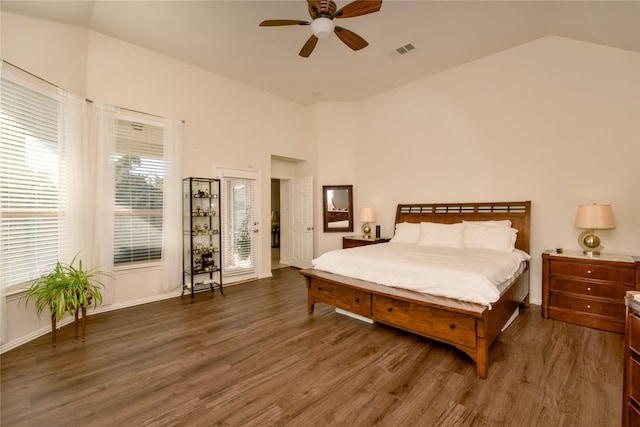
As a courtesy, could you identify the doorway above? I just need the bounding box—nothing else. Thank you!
[271,178,287,271]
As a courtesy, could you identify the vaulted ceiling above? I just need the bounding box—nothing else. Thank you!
[2,0,639,105]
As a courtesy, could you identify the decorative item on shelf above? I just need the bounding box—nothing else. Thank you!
[575,203,616,256]
[194,188,209,198]
[359,207,376,239]
[201,252,214,270]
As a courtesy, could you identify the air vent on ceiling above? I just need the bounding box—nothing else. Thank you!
[389,43,416,57]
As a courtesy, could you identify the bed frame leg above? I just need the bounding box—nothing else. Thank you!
[476,320,488,379]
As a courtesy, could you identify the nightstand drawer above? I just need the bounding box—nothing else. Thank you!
[630,313,640,354]
[549,293,625,318]
[550,276,631,300]
[631,357,640,405]
[550,260,635,283]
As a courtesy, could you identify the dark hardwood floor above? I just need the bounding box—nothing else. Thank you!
[1,267,623,426]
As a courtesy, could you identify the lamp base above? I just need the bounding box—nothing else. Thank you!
[362,223,372,239]
[578,228,603,256]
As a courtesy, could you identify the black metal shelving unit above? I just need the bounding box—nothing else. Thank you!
[182,177,223,302]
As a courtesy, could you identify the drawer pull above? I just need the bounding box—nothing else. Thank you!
[450,324,456,330]
[355,298,360,303]
[587,270,592,274]
[317,287,323,291]
[387,307,393,312]
[587,287,592,291]
[587,304,591,309]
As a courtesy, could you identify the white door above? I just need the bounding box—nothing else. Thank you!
[219,168,261,283]
[290,176,313,269]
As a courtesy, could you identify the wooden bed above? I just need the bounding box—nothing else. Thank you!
[299,201,531,378]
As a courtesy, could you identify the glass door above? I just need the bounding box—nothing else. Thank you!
[220,173,258,283]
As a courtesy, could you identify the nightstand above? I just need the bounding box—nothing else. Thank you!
[343,236,390,249]
[542,249,640,333]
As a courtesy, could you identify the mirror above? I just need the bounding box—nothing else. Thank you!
[323,185,354,232]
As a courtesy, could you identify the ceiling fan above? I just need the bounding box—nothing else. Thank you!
[259,0,382,58]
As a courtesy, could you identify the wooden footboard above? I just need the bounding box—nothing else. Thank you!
[299,264,529,379]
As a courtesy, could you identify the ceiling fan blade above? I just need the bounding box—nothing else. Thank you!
[334,26,368,51]
[299,35,319,57]
[260,19,309,27]
[333,0,382,19]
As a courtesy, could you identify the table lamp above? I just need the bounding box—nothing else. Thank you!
[575,203,615,256]
[359,207,376,239]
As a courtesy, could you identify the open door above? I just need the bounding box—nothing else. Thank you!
[290,176,313,269]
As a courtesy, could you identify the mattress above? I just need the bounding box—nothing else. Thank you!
[311,243,530,307]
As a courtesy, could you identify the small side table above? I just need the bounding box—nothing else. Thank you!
[343,235,390,249]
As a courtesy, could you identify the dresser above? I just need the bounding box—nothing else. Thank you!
[342,236,390,249]
[623,292,640,426]
[542,250,640,333]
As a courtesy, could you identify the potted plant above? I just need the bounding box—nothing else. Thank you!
[23,255,112,347]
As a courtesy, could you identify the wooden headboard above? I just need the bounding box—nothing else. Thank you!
[395,201,531,253]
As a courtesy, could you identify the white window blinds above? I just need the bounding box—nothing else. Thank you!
[0,76,62,288]
[113,119,165,265]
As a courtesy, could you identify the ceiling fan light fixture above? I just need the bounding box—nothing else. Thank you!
[310,17,335,39]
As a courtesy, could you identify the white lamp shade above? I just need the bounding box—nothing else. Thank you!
[359,207,376,223]
[310,17,335,39]
[575,204,616,229]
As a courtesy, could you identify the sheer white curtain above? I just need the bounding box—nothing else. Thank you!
[89,103,117,305]
[59,89,88,261]
[161,119,183,293]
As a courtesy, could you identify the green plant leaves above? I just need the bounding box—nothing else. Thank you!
[22,256,113,321]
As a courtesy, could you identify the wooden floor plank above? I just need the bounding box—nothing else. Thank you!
[1,267,623,426]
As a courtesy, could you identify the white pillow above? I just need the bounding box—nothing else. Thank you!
[462,219,512,228]
[463,223,518,252]
[417,222,465,248]
[390,222,421,244]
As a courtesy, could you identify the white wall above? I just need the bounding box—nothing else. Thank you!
[314,103,357,255]
[1,12,314,350]
[353,36,640,304]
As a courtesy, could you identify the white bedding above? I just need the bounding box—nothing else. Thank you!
[311,243,530,307]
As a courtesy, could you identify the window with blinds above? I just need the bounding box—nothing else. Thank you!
[113,120,165,266]
[0,77,62,289]
[221,177,256,276]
